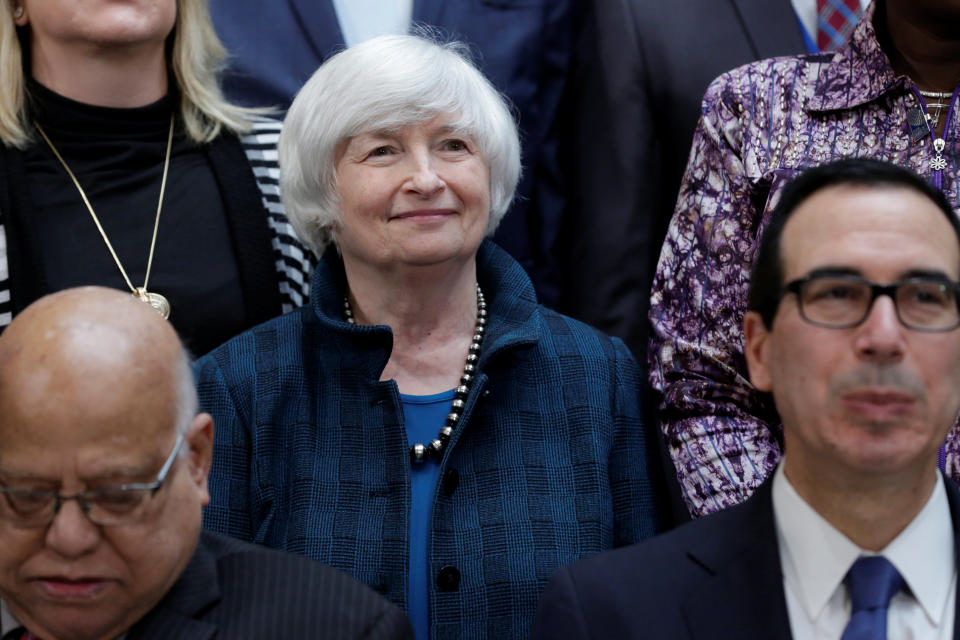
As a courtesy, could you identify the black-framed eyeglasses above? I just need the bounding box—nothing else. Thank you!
[0,432,185,527]
[782,274,960,331]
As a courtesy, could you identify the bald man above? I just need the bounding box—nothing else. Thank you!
[0,287,412,640]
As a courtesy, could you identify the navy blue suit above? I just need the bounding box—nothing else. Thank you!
[532,477,960,639]
[208,0,579,307]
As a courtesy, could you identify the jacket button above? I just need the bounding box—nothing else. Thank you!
[443,469,459,495]
[436,565,460,591]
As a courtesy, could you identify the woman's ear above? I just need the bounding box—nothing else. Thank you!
[12,4,27,26]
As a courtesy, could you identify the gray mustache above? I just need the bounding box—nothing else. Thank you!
[831,366,926,398]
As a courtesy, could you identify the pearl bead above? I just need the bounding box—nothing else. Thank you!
[344,285,486,466]
[410,443,428,465]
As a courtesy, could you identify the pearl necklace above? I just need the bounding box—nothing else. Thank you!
[343,284,487,465]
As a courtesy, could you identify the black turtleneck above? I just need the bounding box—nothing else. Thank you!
[17,80,248,355]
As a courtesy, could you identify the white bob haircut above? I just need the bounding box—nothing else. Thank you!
[279,33,522,257]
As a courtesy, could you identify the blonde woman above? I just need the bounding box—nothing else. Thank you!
[0,0,312,353]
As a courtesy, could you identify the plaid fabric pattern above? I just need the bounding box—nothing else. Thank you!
[816,0,862,51]
[0,118,312,332]
[198,241,662,640]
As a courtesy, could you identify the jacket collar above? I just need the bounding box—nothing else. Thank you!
[806,1,909,114]
[679,476,960,639]
[943,478,960,640]
[127,534,219,639]
[305,240,540,377]
[729,0,807,59]
[284,1,442,61]
[680,478,794,639]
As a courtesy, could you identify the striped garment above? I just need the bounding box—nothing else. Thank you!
[0,116,312,327]
[649,2,960,518]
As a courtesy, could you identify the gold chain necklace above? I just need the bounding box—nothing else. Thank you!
[34,115,174,319]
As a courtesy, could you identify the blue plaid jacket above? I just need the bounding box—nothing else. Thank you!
[197,241,662,639]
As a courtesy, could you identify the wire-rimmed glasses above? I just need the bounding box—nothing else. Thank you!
[0,431,185,527]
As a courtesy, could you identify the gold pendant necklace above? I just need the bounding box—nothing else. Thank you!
[34,115,174,319]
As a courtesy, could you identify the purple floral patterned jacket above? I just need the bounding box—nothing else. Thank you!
[649,3,960,517]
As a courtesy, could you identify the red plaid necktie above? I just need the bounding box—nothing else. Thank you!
[816,0,863,51]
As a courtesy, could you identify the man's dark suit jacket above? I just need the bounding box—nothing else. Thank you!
[127,531,412,639]
[531,476,960,639]
[207,0,578,308]
[559,0,810,527]
[560,0,807,359]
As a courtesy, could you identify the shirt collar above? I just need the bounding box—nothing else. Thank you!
[885,471,955,623]
[805,1,910,114]
[0,599,19,635]
[1,598,130,639]
[773,462,955,625]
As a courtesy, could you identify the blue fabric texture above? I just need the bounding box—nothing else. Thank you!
[841,556,906,640]
[196,240,662,640]
[401,390,453,640]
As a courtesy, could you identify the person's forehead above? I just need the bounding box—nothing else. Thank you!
[780,184,960,279]
[0,430,174,483]
[0,364,180,481]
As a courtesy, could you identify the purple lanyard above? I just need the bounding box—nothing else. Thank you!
[911,85,960,192]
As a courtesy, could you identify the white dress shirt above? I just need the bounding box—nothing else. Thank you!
[791,0,872,44]
[772,463,956,639]
[0,599,17,635]
[331,0,414,48]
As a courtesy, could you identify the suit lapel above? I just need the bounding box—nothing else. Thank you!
[942,478,960,640]
[681,480,794,639]
[729,0,806,58]
[127,537,221,639]
[286,0,345,61]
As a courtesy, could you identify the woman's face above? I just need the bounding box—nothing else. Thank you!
[333,115,491,272]
[16,0,177,53]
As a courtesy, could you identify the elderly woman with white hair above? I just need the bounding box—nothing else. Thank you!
[0,0,311,354]
[197,34,662,639]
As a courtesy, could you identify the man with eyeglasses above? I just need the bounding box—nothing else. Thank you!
[532,158,960,639]
[0,287,413,639]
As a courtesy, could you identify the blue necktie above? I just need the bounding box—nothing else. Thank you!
[841,556,906,640]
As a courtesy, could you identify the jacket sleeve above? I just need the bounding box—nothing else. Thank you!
[195,354,255,541]
[560,0,659,360]
[647,69,782,518]
[610,337,664,542]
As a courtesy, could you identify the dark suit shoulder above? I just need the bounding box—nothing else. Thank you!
[534,492,775,639]
[200,532,413,639]
[570,494,759,587]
